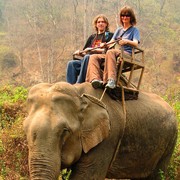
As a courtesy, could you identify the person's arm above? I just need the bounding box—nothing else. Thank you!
[119,39,138,47]
[85,33,115,54]
[89,47,104,54]
[83,47,104,54]
[119,28,140,47]
[84,32,115,53]
[73,34,95,55]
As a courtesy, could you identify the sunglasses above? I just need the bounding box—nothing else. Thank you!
[121,14,131,17]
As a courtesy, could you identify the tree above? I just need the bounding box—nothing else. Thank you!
[0,0,179,95]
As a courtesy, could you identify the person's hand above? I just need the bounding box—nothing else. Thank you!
[100,42,106,48]
[73,50,81,55]
[119,39,128,45]
[84,47,93,53]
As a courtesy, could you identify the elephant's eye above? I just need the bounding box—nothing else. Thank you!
[63,127,71,134]
[61,127,71,145]
[27,97,35,104]
[63,127,68,131]
[56,127,71,137]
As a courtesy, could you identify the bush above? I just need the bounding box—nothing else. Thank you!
[164,85,180,179]
[0,119,28,179]
[0,85,28,129]
[0,85,29,179]
[0,46,18,70]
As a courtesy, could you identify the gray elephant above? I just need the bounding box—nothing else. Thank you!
[23,82,178,180]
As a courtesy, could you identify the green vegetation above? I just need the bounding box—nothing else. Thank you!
[0,85,28,179]
[164,86,180,179]
[0,85,28,129]
[0,85,27,105]
[0,85,179,179]
[0,32,6,36]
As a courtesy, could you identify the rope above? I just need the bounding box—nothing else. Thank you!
[98,85,127,170]
[99,87,107,101]
[81,93,107,109]
[108,88,127,170]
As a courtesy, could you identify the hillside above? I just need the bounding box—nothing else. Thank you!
[0,0,179,95]
[0,0,180,179]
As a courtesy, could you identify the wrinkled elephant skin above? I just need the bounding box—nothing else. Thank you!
[23,82,178,180]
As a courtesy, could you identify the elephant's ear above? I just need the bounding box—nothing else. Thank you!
[80,93,110,153]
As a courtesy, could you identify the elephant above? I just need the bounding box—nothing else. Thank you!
[23,82,178,180]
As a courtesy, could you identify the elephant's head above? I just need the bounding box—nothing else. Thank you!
[23,82,110,179]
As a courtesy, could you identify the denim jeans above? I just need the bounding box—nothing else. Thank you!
[66,54,90,84]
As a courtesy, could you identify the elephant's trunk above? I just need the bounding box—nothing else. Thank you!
[29,152,60,180]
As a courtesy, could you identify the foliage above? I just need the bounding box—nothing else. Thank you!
[60,169,72,180]
[0,85,28,129]
[0,119,28,179]
[159,169,165,180]
[0,85,28,179]
[0,85,28,105]
[163,85,180,180]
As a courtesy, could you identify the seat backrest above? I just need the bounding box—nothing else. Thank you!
[116,44,145,91]
[120,45,144,65]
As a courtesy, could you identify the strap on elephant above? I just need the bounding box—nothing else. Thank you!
[108,103,127,171]
[100,87,126,114]
[84,88,127,170]
[100,87,127,170]
[81,93,107,110]
[99,87,107,101]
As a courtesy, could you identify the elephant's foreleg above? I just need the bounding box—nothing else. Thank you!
[69,151,111,180]
[70,161,107,180]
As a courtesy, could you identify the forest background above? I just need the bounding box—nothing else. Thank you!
[0,0,179,179]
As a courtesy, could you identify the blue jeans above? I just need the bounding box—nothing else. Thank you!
[66,54,90,84]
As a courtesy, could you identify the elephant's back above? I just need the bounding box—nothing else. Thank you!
[124,91,177,148]
[125,91,177,128]
[107,91,178,179]
[127,91,174,115]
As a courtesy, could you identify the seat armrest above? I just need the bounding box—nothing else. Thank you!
[121,45,144,64]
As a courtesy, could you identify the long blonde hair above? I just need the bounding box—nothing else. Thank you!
[92,14,109,32]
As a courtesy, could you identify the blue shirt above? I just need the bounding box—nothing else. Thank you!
[112,26,140,54]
